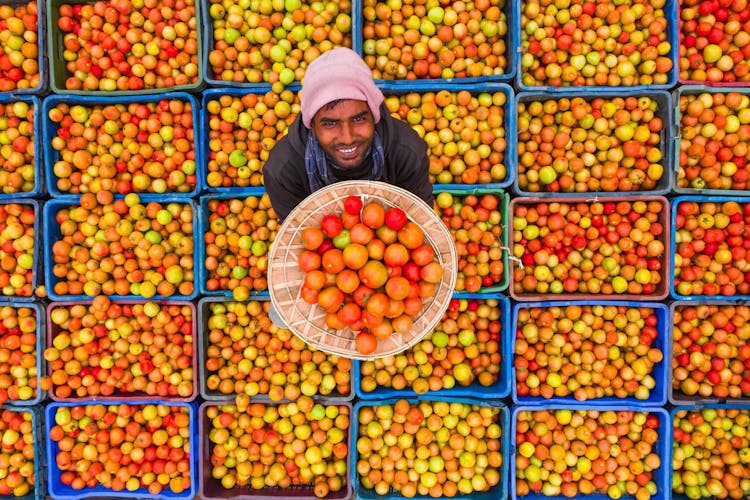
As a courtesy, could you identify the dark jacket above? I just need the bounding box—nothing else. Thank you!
[263,103,433,221]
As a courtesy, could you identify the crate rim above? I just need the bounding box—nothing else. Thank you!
[508,195,671,302]
[351,397,509,500]
[198,399,354,500]
[669,195,750,300]
[46,0,205,95]
[354,293,512,400]
[512,89,675,197]
[196,295,355,403]
[668,300,750,405]
[0,95,44,199]
[42,197,200,302]
[513,0,679,93]
[45,399,198,500]
[41,91,204,198]
[510,300,670,407]
[671,85,750,195]
[45,299,198,402]
[509,405,672,500]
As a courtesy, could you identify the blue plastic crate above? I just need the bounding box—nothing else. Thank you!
[0,406,44,500]
[353,0,518,86]
[43,196,199,302]
[432,188,510,294]
[355,293,511,400]
[513,90,674,197]
[198,399,353,500]
[201,0,358,88]
[380,82,516,190]
[514,0,679,92]
[510,195,672,302]
[670,195,750,300]
[0,301,45,406]
[0,96,43,199]
[511,300,669,407]
[670,404,750,500]
[197,295,355,403]
[672,86,750,195]
[45,400,198,500]
[669,300,750,406]
[0,199,41,302]
[510,405,671,500]
[46,0,204,95]
[199,87,301,193]
[0,0,47,97]
[41,92,202,199]
[45,300,198,402]
[351,396,509,500]
[198,190,275,298]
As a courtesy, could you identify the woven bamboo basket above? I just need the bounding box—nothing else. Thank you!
[268,181,457,360]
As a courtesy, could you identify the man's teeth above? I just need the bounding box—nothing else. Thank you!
[339,147,356,154]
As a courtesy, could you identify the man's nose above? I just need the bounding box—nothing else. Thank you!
[339,122,354,143]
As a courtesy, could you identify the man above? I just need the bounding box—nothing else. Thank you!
[263,47,433,221]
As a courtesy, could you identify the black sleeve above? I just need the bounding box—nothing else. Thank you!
[387,120,434,208]
[263,150,310,222]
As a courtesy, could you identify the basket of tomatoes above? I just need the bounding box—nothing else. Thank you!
[268,180,457,360]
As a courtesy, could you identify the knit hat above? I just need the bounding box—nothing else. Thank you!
[300,47,383,128]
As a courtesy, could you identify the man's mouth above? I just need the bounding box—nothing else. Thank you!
[337,145,358,156]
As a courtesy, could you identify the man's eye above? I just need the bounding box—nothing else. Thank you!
[353,115,365,122]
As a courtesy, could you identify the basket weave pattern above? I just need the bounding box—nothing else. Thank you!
[268,181,457,360]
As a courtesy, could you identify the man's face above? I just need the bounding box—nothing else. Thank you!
[311,100,375,170]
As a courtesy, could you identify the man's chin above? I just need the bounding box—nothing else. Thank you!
[330,154,365,170]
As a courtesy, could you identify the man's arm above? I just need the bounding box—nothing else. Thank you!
[263,148,311,222]
[385,119,434,207]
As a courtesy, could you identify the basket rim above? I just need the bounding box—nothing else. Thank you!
[268,180,457,360]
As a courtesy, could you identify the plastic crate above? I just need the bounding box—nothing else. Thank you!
[0,95,43,199]
[41,92,202,198]
[0,301,45,406]
[353,0,518,86]
[509,195,671,302]
[200,87,301,193]
[198,400,353,500]
[513,89,674,197]
[201,0,357,88]
[45,400,198,500]
[0,406,44,500]
[677,4,750,87]
[46,0,204,95]
[510,405,671,500]
[669,300,750,406]
[197,295,354,402]
[351,396,509,500]
[672,86,750,195]
[45,300,197,402]
[433,188,510,293]
[43,197,199,301]
[670,404,750,500]
[0,0,47,97]
[354,293,511,400]
[379,82,515,190]
[0,198,41,302]
[670,195,750,300]
[511,300,669,407]
[198,190,275,298]
[515,0,679,92]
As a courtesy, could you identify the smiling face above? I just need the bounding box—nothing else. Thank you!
[310,99,375,170]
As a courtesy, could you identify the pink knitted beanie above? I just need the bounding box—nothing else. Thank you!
[300,47,383,128]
